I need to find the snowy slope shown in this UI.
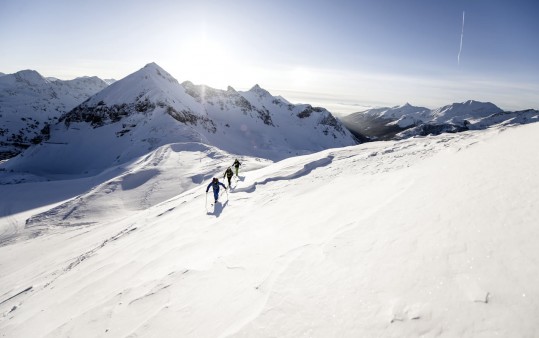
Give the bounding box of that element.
[186,81,354,159]
[430,100,503,124]
[340,103,425,140]
[469,109,539,129]
[1,63,356,177]
[1,123,538,337]
[352,103,431,128]
[0,70,109,159]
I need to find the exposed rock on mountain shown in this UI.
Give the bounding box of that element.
[341,101,538,141]
[2,63,356,176]
[0,70,109,159]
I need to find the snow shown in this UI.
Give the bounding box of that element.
[430,100,503,124]
[346,101,505,128]
[1,122,539,337]
[0,69,109,158]
[1,63,356,176]
[0,70,109,115]
[348,103,431,127]
[82,63,196,111]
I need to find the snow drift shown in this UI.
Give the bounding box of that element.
[1,122,538,337]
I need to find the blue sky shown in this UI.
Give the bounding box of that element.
[1,0,538,113]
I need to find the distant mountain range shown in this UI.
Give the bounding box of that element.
[0,70,110,159]
[341,101,539,141]
[1,63,356,176]
[2,63,539,175]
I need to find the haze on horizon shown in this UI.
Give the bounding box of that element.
[1,0,538,114]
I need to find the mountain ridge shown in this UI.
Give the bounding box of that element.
[1,63,356,177]
[1,122,538,337]
[0,69,110,159]
[4,63,538,168]
[341,101,539,140]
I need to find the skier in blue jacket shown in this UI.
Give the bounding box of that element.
[206,177,227,203]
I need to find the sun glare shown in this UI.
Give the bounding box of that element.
[173,35,240,88]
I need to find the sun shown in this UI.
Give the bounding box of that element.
[173,35,240,88]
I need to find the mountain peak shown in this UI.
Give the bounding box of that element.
[461,99,498,109]
[248,84,271,98]
[16,69,42,76]
[444,100,502,113]
[143,62,161,70]
[429,100,503,124]
[72,63,187,110]
[13,69,48,85]
[135,62,179,85]
[464,99,485,105]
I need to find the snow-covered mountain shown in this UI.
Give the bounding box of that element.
[430,100,502,124]
[341,100,539,140]
[1,122,538,337]
[1,63,356,177]
[102,78,116,85]
[0,70,109,159]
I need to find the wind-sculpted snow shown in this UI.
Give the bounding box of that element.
[1,124,539,336]
[233,156,334,193]
[119,169,160,190]
[17,143,271,235]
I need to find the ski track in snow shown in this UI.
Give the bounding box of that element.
[216,129,504,336]
[220,166,420,336]
[0,222,140,324]
[2,125,539,337]
[4,142,250,242]
[233,155,334,194]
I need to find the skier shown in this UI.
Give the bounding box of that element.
[223,167,234,188]
[206,177,227,204]
[233,159,241,177]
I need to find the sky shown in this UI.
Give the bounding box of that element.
[1,0,538,113]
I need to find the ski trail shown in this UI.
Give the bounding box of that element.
[41,224,139,289]
[0,286,33,306]
[234,155,334,194]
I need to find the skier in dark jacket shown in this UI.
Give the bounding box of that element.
[223,167,234,188]
[206,177,227,203]
[233,159,241,176]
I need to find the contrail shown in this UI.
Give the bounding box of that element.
[458,11,465,65]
